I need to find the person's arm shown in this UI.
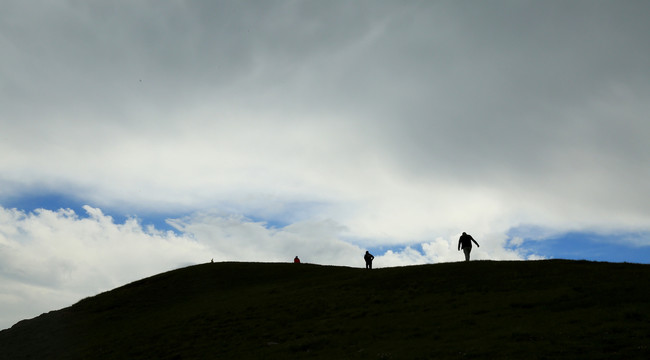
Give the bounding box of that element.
[471,237,479,247]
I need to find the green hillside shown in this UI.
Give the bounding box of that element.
[1,260,649,359]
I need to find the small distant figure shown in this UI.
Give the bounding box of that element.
[211,258,214,263]
[364,251,375,269]
[294,256,301,264]
[458,232,480,261]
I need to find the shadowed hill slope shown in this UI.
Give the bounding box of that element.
[1,260,649,359]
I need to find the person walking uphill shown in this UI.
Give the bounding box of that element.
[458,232,480,261]
[364,251,375,269]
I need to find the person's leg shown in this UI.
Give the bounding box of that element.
[463,247,471,261]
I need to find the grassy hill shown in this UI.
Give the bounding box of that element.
[1,260,649,359]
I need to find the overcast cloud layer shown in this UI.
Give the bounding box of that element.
[1,1,650,329]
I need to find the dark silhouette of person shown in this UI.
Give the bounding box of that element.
[458,232,480,261]
[294,256,300,264]
[364,251,375,269]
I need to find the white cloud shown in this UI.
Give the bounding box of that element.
[166,211,363,266]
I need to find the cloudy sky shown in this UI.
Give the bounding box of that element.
[1,0,649,329]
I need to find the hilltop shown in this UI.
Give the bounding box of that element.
[1,260,649,359]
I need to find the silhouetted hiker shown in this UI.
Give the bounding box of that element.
[294,256,300,264]
[458,232,479,261]
[364,251,375,269]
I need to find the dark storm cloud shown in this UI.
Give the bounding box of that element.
[1,0,649,246]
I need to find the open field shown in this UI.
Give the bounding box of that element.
[1,260,649,359]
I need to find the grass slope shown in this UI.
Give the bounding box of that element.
[1,260,649,359]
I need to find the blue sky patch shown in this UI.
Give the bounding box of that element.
[507,230,650,264]
[1,192,87,215]
[0,192,183,234]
